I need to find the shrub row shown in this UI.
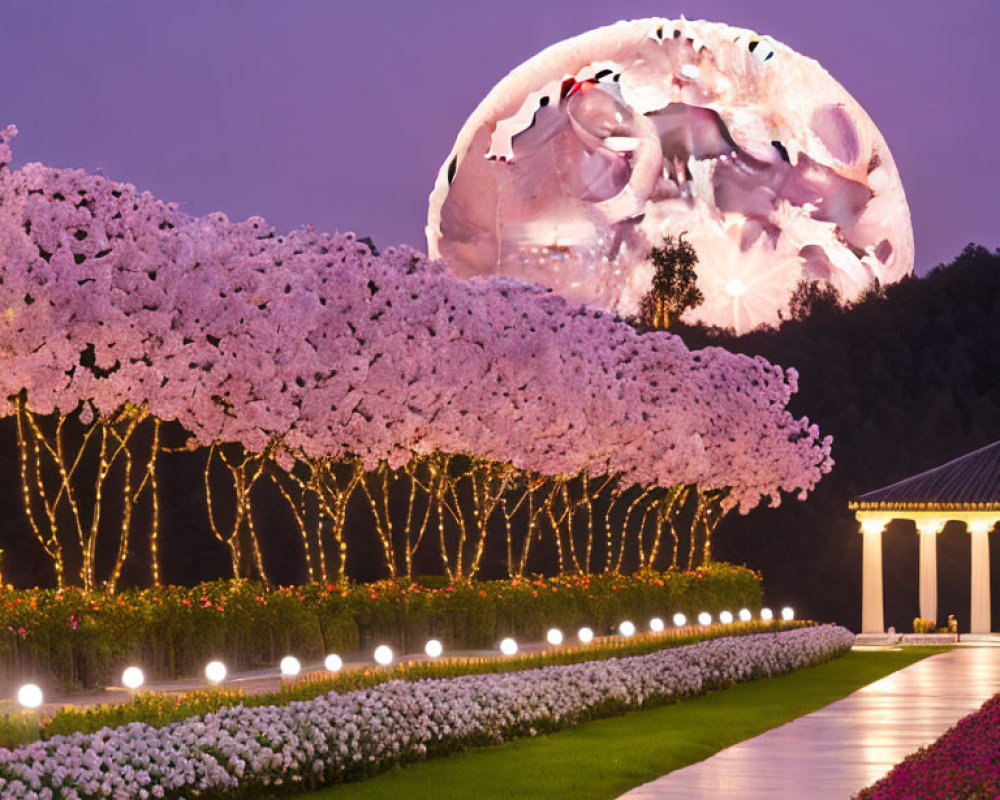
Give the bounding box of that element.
[0,625,853,799]
[0,563,762,691]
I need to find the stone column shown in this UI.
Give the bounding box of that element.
[916,520,942,624]
[969,520,994,634]
[860,517,886,634]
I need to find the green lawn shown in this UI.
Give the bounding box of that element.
[298,647,946,800]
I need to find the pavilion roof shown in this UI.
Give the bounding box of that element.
[850,440,1000,512]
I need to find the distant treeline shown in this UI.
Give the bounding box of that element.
[676,244,1000,631]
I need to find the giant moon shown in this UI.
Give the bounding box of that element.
[427,18,913,333]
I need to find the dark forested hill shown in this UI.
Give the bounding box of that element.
[679,244,1000,631]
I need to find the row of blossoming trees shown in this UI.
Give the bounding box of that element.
[0,126,832,591]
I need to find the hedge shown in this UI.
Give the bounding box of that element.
[0,562,761,692]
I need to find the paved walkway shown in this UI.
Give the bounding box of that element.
[618,647,1000,800]
[0,640,558,714]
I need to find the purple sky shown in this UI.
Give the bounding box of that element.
[4,1,997,273]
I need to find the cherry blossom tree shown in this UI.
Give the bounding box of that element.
[0,126,832,585]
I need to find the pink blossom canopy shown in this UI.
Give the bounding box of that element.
[0,125,831,511]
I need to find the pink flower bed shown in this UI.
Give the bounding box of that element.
[856,693,1000,800]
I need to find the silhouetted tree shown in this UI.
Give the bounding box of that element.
[787,279,841,321]
[637,235,704,330]
[854,277,886,306]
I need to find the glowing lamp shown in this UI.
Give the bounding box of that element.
[649,617,665,633]
[781,606,795,621]
[205,661,227,684]
[373,645,394,666]
[280,656,301,677]
[324,654,343,673]
[860,517,890,535]
[546,628,564,646]
[619,621,636,637]
[761,607,774,621]
[672,612,687,627]
[425,639,443,658]
[500,637,518,656]
[697,612,712,626]
[17,683,43,710]
[739,608,752,622]
[121,666,145,690]
[719,610,734,625]
[578,626,594,644]
[724,279,747,298]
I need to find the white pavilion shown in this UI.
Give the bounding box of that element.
[851,440,1000,635]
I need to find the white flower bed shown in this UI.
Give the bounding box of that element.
[0,626,853,799]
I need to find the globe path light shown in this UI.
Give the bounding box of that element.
[649,617,665,633]
[280,656,301,677]
[205,661,227,684]
[17,683,43,710]
[546,628,564,646]
[500,637,518,656]
[698,612,712,626]
[425,639,444,658]
[719,610,734,625]
[121,666,145,691]
[673,612,687,627]
[373,645,394,666]
[619,620,636,637]
[578,626,594,644]
[761,608,774,621]
[739,608,752,622]
[324,654,343,673]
